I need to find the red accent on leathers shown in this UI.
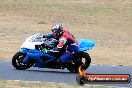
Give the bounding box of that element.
[57,30,78,48]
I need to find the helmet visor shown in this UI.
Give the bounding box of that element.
[51,29,60,33]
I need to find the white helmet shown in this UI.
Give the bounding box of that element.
[51,23,63,37]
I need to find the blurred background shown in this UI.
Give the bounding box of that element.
[0,0,132,66]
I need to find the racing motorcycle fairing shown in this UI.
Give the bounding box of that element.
[12,33,95,72]
[77,39,96,51]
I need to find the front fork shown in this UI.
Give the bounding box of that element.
[19,48,28,63]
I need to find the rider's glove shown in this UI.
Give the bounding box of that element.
[42,48,48,54]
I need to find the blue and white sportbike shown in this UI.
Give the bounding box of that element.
[12,33,95,73]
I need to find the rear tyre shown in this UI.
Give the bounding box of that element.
[67,52,91,73]
[12,52,35,70]
[79,52,91,70]
[76,75,87,85]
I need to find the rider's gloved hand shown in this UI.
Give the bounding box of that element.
[42,48,48,54]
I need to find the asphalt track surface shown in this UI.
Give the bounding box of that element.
[0,60,131,87]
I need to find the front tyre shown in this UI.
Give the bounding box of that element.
[12,52,35,70]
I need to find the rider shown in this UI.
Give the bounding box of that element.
[42,23,79,65]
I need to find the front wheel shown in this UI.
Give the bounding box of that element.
[12,52,35,70]
[67,52,91,73]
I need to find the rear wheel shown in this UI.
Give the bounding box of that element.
[76,75,87,85]
[80,52,91,70]
[12,52,35,70]
[67,52,91,73]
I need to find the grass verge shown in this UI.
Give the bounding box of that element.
[0,80,119,88]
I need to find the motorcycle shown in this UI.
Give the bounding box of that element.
[12,33,95,73]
